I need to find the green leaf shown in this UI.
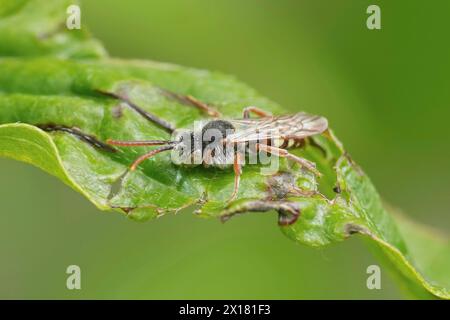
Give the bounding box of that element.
[0,0,106,58]
[0,0,448,299]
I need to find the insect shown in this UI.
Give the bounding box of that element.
[106,101,328,203]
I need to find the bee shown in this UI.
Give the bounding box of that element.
[107,106,328,202]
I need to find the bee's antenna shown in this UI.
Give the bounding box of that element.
[106,139,176,147]
[130,145,175,170]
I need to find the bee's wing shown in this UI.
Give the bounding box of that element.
[226,112,328,143]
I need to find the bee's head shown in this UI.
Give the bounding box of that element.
[171,120,235,166]
[173,120,235,149]
[170,129,198,165]
[172,129,195,151]
[200,120,235,149]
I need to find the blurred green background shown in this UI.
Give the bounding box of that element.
[1,0,449,299]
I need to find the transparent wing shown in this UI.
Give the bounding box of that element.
[226,112,328,143]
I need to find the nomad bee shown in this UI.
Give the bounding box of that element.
[107,105,328,202]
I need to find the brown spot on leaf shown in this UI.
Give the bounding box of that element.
[344,223,370,236]
[121,207,133,214]
[267,172,316,200]
[333,184,341,194]
[220,200,300,226]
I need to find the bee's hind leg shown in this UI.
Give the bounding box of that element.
[256,143,321,177]
[242,106,272,119]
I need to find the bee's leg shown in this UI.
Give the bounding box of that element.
[96,89,176,133]
[157,88,221,118]
[256,143,321,176]
[220,200,300,226]
[184,95,222,117]
[37,124,117,153]
[106,139,172,147]
[242,106,272,119]
[227,152,243,203]
[129,145,174,171]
